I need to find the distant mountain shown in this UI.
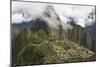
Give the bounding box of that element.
[85,23,96,39]
[11,20,35,38]
[85,10,95,38]
[85,23,96,51]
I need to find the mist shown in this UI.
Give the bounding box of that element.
[12,1,95,28]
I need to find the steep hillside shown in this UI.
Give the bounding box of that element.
[12,28,95,66]
[67,25,92,50]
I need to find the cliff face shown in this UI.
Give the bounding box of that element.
[67,25,92,50]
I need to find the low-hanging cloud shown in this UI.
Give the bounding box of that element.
[12,1,95,28]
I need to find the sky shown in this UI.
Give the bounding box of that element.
[12,1,95,27]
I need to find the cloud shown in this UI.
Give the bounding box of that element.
[12,13,34,23]
[52,4,95,27]
[12,1,95,27]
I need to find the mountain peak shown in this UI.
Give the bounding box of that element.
[43,5,59,19]
[42,5,61,29]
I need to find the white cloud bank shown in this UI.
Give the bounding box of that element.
[12,1,95,27]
